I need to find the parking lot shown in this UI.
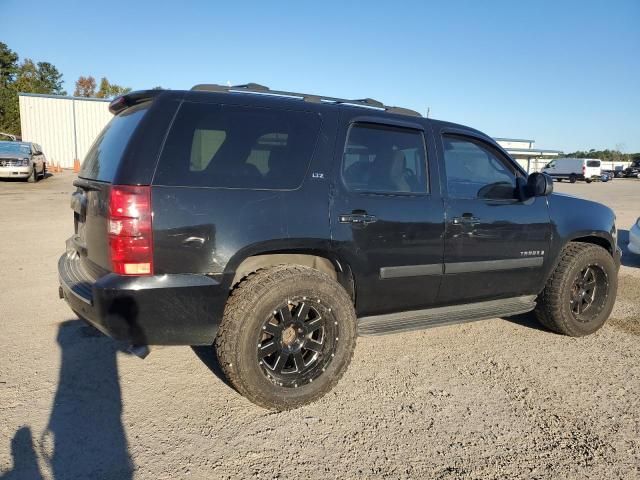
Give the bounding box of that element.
[1,172,639,479]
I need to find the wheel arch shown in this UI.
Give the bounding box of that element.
[568,234,614,255]
[228,249,356,302]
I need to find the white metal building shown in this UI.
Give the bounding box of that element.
[18,93,111,169]
[494,138,563,173]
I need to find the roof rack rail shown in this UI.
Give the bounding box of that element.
[190,83,421,117]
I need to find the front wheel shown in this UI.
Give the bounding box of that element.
[215,265,357,410]
[535,243,617,336]
[27,167,37,183]
[586,178,593,184]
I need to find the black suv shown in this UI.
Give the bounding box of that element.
[59,84,621,409]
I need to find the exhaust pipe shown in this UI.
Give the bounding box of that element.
[128,345,150,359]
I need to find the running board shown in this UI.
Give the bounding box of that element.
[358,295,537,336]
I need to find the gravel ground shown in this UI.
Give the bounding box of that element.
[1,173,639,479]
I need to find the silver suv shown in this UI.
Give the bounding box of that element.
[0,141,47,182]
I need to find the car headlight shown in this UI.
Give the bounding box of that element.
[21,159,30,166]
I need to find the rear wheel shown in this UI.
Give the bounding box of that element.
[569,174,577,183]
[215,265,357,410]
[535,243,617,336]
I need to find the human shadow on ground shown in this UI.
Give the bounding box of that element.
[0,427,43,480]
[1,320,134,479]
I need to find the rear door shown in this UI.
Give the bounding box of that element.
[435,129,552,304]
[585,159,601,178]
[330,113,445,317]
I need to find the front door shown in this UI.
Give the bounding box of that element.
[330,115,445,317]
[435,131,552,304]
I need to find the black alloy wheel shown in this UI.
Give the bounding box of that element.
[570,264,609,322]
[257,297,337,388]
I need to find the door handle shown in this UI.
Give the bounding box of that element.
[451,214,480,225]
[339,213,378,225]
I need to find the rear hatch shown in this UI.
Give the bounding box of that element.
[69,101,152,279]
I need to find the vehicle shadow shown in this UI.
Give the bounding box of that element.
[501,311,550,333]
[191,345,232,388]
[618,229,640,268]
[0,320,135,479]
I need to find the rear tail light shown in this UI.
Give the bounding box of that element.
[108,185,153,275]
[582,165,586,174]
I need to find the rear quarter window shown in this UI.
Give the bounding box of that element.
[153,102,321,189]
[80,102,150,182]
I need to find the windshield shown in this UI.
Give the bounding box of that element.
[0,143,30,156]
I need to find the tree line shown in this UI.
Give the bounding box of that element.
[0,42,132,137]
[565,149,640,163]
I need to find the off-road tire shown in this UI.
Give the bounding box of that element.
[535,242,617,336]
[215,265,357,410]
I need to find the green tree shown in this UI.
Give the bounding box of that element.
[92,76,132,99]
[37,62,65,95]
[0,43,20,135]
[0,42,19,88]
[95,77,111,98]
[107,83,131,97]
[0,44,67,136]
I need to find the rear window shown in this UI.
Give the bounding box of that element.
[80,102,150,182]
[587,160,601,167]
[154,102,321,189]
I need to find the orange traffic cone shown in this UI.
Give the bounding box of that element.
[73,158,80,173]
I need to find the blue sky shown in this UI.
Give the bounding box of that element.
[3,0,639,152]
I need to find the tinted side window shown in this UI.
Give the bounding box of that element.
[342,123,428,194]
[80,102,150,182]
[154,102,321,189]
[586,160,600,167]
[442,136,517,200]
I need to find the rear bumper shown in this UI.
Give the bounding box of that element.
[58,253,227,345]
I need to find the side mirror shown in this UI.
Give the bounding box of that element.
[527,172,553,197]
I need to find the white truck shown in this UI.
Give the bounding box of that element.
[541,158,602,183]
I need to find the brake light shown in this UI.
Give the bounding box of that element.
[582,165,586,174]
[108,185,153,275]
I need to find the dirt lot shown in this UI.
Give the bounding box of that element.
[1,173,639,479]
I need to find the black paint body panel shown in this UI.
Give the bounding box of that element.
[58,89,620,346]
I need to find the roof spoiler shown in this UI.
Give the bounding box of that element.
[109,90,163,115]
